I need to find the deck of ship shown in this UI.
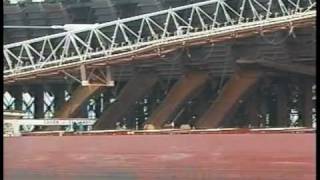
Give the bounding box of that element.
[4,129,315,180]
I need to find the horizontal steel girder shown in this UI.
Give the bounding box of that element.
[237,59,315,76]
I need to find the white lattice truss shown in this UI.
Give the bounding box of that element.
[3,0,316,84]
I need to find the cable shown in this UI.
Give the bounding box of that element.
[4,24,95,31]
[4,25,64,29]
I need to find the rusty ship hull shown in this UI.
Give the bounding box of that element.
[4,129,315,180]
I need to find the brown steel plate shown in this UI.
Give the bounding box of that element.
[4,133,315,179]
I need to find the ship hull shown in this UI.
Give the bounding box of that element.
[4,133,315,180]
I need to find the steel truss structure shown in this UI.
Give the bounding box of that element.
[3,0,316,85]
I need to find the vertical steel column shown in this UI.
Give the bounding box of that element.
[32,86,44,119]
[52,84,65,111]
[267,87,278,127]
[259,80,272,128]
[80,103,88,118]
[45,85,65,130]
[234,101,248,128]
[102,90,112,111]
[133,98,144,129]
[245,89,260,128]
[95,93,102,118]
[301,80,314,127]
[10,86,23,111]
[275,81,290,127]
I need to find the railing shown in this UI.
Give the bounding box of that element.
[3,118,97,136]
[3,0,316,80]
[4,118,96,126]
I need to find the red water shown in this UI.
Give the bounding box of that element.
[4,133,315,180]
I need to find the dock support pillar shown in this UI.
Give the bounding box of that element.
[93,71,158,130]
[55,85,102,118]
[144,71,209,129]
[195,69,261,129]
